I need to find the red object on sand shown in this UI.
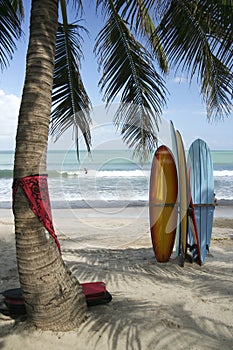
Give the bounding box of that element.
[82,282,106,298]
[81,282,112,305]
[1,282,112,313]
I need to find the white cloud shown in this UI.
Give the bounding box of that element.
[172,76,188,84]
[0,89,20,149]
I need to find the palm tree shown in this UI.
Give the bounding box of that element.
[12,0,87,331]
[1,0,232,330]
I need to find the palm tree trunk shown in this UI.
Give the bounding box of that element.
[13,0,86,331]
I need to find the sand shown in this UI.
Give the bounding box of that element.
[0,206,233,350]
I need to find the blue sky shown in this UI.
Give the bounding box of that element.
[0,1,233,151]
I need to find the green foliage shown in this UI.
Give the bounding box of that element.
[1,0,232,158]
[50,20,92,158]
[0,0,23,70]
[95,0,167,159]
[156,0,233,120]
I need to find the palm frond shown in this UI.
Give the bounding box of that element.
[115,103,161,162]
[65,0,83,15]
[118,0,169,73]
[0,0,23,70]
[157,0,233,120]
[10,0,24,17]
[50,21,92,158]
[95,0,167,160]
[208,0,233,69]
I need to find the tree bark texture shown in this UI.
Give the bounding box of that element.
[13,0,86,331]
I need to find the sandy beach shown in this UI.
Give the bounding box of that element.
[0,206,232,350]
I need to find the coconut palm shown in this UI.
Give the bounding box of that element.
[12,0,87,331]
[0,0,232,331]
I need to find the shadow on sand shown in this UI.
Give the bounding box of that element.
[0,241,232,349]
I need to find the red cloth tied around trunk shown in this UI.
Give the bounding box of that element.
[13,174,61,254]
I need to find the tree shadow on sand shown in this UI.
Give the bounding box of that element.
[76,297,233,350]
[0,241,232,350]
[64,246,233,300]
[63,246,233,350]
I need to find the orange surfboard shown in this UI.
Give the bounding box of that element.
[149,145,178,262]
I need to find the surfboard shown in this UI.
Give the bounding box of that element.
[188,195,202,266]
[187,139,215,263]
[169,121,181,256]
[170,123,201,266]
[149,145,178,262]
[175,130,189,266]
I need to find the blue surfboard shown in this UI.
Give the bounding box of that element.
[187,139,215,263]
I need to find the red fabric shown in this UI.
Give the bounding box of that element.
[81,282,106,298]
[13,174,61,254]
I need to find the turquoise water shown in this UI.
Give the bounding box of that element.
[1,149,233,208]
[212,150,233,165]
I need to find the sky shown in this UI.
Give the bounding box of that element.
[0,1,233,152]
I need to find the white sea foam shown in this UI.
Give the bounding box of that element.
[96,170,148,178]
[1,150,233,207]
[214,170,233,177]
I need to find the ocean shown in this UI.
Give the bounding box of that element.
[0,149,233,209]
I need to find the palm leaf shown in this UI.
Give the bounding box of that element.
[209,0,233,69]
[157,0,233,120]
[95,0,167,160]
[10,0,24,17]
[102,0,169,73]
[66,0,83,15]
[118,0,169,73]
[50,18,92,159]
[0,0,23,70]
